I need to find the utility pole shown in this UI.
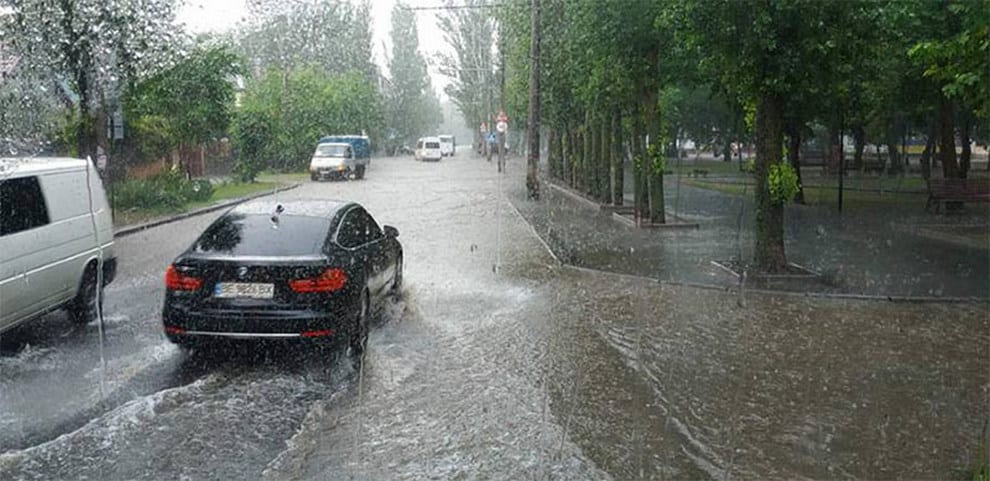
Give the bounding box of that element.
[525,0,541,199]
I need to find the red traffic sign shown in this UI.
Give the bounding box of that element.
[496,110,509,123]
[480,122,488,132]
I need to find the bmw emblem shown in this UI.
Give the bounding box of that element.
[237,267,249,278]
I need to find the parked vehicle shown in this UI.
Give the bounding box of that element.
[0,157,117,333]
[161,199,403,357]
[311,135,371,180]
[438,135,455,157]
[415,137,443,162]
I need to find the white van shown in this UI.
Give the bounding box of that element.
[438,135,455,157]
[0,157,117,333]
[415,137,442,162]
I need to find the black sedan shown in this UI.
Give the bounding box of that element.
[162,199,402,357]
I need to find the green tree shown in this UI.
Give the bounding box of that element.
[674,0,872,271]
[124,44,242,171]
[386,1,440,152]
[232,68,383,181]
[238,0,377,82]
[438,0,496,147]
[2,0,183,158]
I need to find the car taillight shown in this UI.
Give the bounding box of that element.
[289,268,347,293]
[165,264,203,291]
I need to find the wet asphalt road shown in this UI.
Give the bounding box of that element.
[1,154,987,480]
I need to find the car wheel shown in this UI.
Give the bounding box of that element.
[311,173,319,181]
[348,290,370,363]
[391,255,403,294]
[354,164,366,180]
[68,264,102,324]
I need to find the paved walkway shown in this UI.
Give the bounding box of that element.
[507,158,989,299]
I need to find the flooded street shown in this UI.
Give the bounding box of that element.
[1,154,987,480]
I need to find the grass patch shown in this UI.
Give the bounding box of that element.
[669,159,747,175]
[258,171,310,184]
[682,179,925,208]
[114,180,279,227]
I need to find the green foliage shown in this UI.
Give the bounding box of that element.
[647,143,667,176]
[438,0,496,133]
[768,161,800,204]
[232,68,384,176]
[907,1,990,120]
[237,0,377,81]
[125,44,242,152]
[113,166,201,210]
[386,2,441,149]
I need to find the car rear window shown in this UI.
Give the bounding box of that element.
[426,142,440,149]
[193,213,330,256]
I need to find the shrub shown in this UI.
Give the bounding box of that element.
[185,179,214,202]
[111,165,213,210]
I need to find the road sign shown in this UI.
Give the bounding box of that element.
[480,122,488,132]
[497,110,508,123]
[487,132,496,143]
[496,121,508,133]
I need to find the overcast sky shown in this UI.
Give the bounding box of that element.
[176,0,453,96]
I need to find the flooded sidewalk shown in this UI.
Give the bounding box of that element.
[538,266,989,479]
[510,163,989,299]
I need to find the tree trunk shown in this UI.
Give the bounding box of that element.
[938,96,959,179]
[525,0,541,199]
[852,124,866,172]
[567,128,576,187]
[599,116,611,202]
[547,127,559,180]
[920,116,936,180]
[611,112,624,206]
[722,141,732,163]
[959,111,972,179]
[885,117,903,175]
[632,110,647,224]
[754,93,787,272]
[646,89,665,224]
[583,114,592,194]
[589,115,600,198]
[785,121,805,204]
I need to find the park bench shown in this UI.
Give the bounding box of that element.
[926,178,990,213]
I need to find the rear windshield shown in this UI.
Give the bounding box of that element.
[314,144,350,157]
[425,142,440,149]
[193,214,330,256]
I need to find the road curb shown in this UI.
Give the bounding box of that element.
[113,183,301,238]
[560,264,987,304]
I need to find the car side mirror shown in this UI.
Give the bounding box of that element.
[384,225,399,238]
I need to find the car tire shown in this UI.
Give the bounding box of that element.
[355,165,366,180]
[68,263,102,325]
[348,290,370,363]
[311,173,319,181]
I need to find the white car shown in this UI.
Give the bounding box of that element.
[438,135,455,157]
[415,137,442,162]
[0,157,117,333]
[309,142,367,181]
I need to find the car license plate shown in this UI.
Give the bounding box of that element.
[214,282,274,299]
